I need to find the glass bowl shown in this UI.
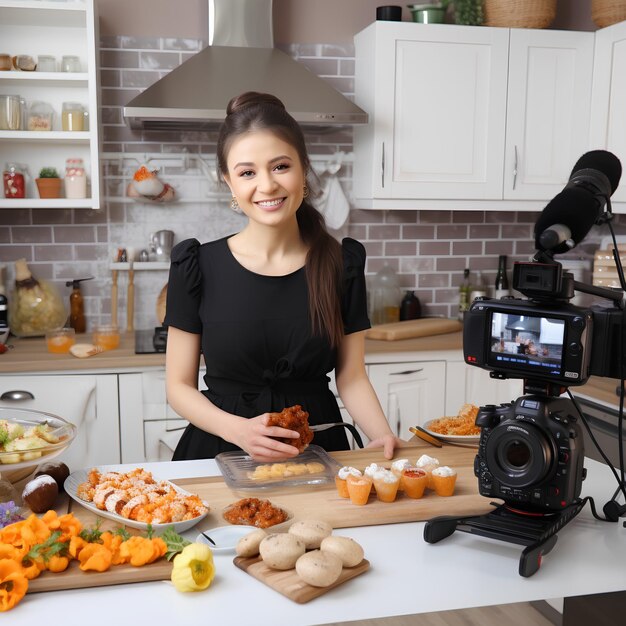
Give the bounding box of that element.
[45,327,76,354]
[0,406,77,471]
[92,324,120,351]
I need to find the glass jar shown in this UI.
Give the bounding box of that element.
[61,102,85,131]
[28,101,54,131]
[3,163,26,199]
[64,158,87,199]
[61,55,81,72]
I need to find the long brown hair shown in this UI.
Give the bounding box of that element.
[217,92,344,347]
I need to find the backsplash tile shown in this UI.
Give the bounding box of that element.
[1,34,624,333]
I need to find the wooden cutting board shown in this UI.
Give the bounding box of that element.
[178,445,494,532]
[365,318,462,341]
[234,556,370,604]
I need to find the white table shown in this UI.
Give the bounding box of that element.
[9,457,626,626]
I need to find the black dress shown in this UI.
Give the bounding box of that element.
[163,235,371,460]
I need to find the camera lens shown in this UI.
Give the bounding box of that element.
[485,423,555,488]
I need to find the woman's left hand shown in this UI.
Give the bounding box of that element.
[365,435,407,459]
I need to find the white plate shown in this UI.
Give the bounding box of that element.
[195,526,256,554]
[64,466,209,533]
[422,419,481,444]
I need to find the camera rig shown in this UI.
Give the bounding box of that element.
[424,151,626,576]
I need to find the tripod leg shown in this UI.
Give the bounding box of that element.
[519,534,558,577]
[423,516,461,544]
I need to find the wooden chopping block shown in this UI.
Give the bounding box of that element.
[365,318,462,341]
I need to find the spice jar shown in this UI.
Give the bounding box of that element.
[3,163,26,199]
[64,158,87,199]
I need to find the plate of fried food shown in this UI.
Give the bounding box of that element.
[65,465,209,532]
[422,403,481,443]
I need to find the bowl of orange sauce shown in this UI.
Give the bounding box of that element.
[45,327,75,354]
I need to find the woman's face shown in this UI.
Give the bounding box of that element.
[223,130,306,227]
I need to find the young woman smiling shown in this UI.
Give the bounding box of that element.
[164,91,402,462]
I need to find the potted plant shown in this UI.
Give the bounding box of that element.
[35,167,62,199]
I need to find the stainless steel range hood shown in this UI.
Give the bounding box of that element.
[123,0,368,130]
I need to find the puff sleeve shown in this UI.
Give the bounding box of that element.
[163,238,202,334]
[341,237,371,335]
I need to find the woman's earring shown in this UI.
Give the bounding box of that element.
[230,196,242,213]
[303,184,309,198]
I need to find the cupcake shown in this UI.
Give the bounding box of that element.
[431,466,457,497]
[346,474,373,506]
[372,469,400,503]
[390,458,410,491]
[335,466,362,498]
[401,467,428,499]
[364,463,381,491]
[415,454,440,489]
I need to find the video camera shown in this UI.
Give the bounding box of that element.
[463,150,624,512]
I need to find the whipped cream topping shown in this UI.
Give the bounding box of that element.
[415,454,440,468]
[364,463,381,478]
[432,465,456,477]
[373,468,399,484]
[338,466,362,480]
[391,458,410,473]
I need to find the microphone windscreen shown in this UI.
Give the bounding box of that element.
[571,150,622,194]
[534,187,600,252]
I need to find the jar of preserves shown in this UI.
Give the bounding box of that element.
[64,158,87,199]
[3,163,26,199]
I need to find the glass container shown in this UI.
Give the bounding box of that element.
[27,101,54,131]
[3,163,26,199]
[36,55,56,72]
[93,324,120,351]
[0,95,25,130]
[61,102,85,131]
[45,327,76,354]
[64,158,87,199]
[370,266,401,325]
[61,55,81,72]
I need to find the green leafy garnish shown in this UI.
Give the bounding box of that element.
[27,530,68,562]
[160,526,191,561]
[113,526,132,541]
[144,523,154,539]
[79,519,103,543]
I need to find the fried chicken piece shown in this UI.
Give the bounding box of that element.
[267,405,313,452]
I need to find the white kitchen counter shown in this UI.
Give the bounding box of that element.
[8,456,626,626]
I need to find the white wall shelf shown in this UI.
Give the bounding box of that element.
[0,0,101,210]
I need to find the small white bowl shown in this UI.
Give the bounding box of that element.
[196,526,258,554]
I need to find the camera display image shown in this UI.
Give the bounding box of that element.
[488,311,565,377]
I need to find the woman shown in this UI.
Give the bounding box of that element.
[164,91,401,462]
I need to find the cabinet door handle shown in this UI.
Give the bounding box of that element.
[0,390,35,402]
[512,145,518,190]
[390,369,423,376]
[381,141,385,188]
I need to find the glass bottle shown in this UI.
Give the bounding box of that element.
[64,158,87,199]
[458,268,471,322]
[2,163,26,198]
[399,290,421,321]
[495,255,510,299]
[371,266,401,325]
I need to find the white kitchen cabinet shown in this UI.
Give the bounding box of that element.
[368,361,446,438]
[354,22,593,210]
[504,29,594,200]
[0,373,120,469]
[118,369,205,463]
[0,0,101,209]
[590,20,626,203]
[445,360,523,415]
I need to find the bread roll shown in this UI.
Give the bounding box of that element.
[295,550,343,587]
[22,474,58,513]
[288,519,332,550]
[235,529,267,558]
[320,535,364,567]
[259,533,305,570]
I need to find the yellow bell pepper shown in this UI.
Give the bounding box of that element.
[171,543,215,592]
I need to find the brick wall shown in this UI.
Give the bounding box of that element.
[0,36,621,330]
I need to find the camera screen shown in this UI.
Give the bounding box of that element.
[487,311,566,377]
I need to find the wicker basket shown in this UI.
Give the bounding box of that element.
[483,0,557,28]
[592,0,626,27]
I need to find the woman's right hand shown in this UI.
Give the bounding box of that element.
[233,413,301,462]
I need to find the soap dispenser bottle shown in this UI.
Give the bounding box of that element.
[65,277,93,333]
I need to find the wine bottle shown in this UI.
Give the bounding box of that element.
[458,268,471,321]
[495,255,510,299]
